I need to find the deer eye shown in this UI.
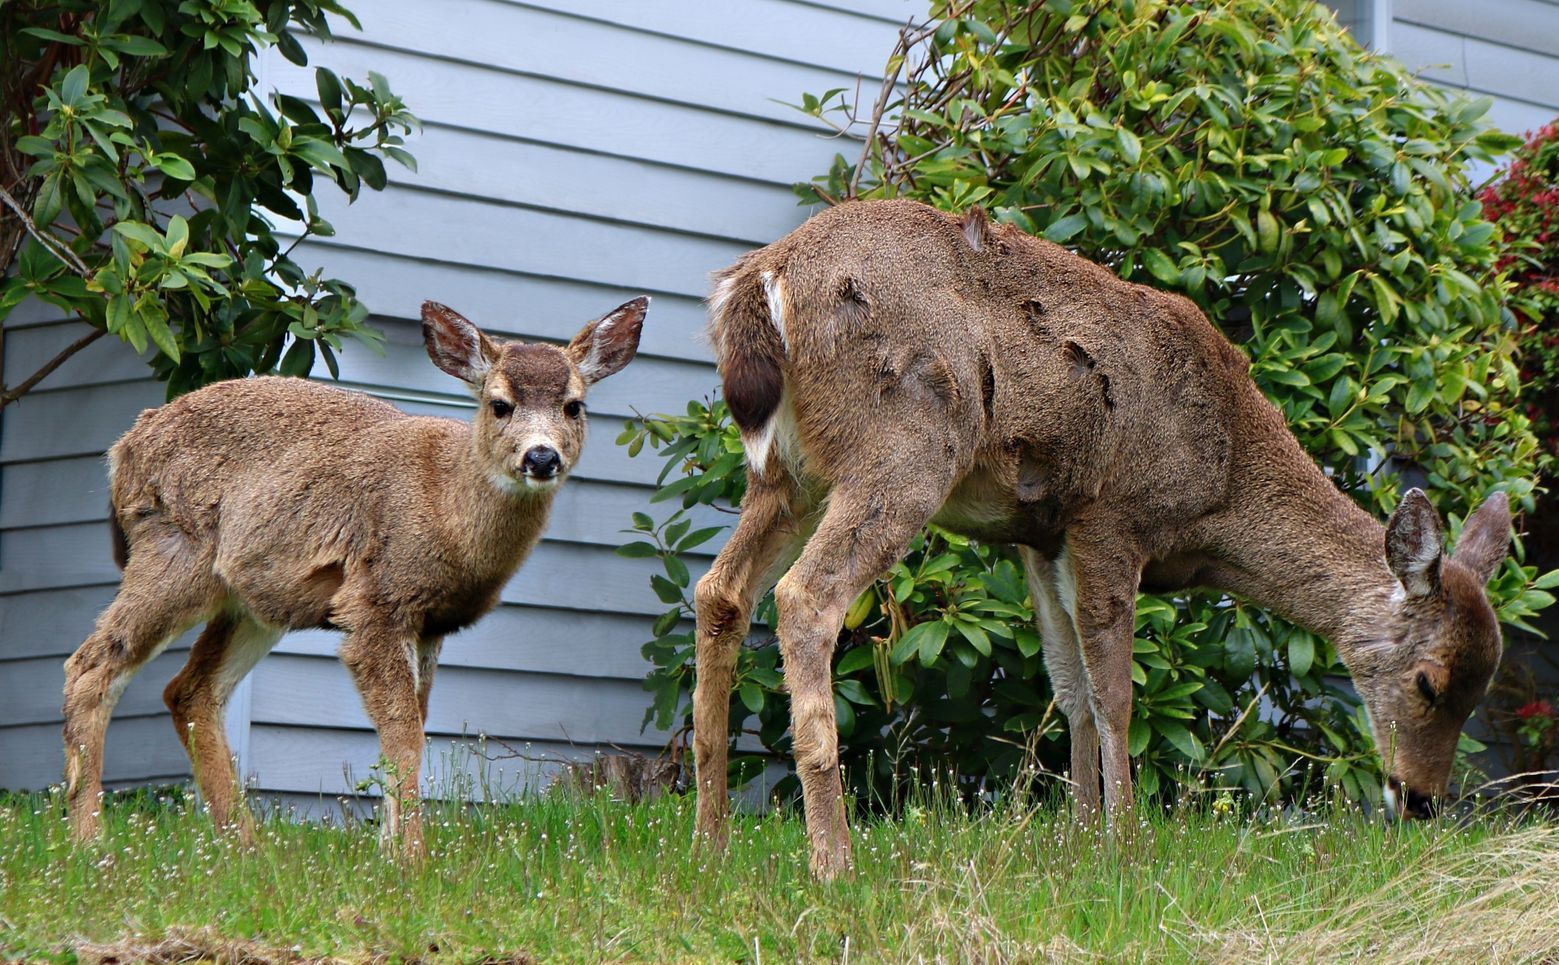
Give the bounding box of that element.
[489,399,513,419]
[1416,671,1438,705]
[563,400,583,418]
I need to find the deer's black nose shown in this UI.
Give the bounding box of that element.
[1387,776,1438,819]
[522,446,560,478]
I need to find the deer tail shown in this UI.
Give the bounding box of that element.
[708,258,787,468]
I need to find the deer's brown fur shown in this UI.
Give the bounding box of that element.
[693,199,1509,878]
[62,297,647,855]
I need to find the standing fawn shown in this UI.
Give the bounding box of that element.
[62,296,648,856]
[693,199,1511,879]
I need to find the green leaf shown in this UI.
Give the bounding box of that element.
[1256,208,1280,253]
[678,526,724,551]
[59,64,90,106]
[650,575,684,606]
[140,304,179,362]
[1141,247,1179,285]
[1288,633,1315,677]
[835,646,876,675]
[616,541,659,559]
[1043,213,1088,243]
[738,683,764,714]
[1128,718,1151,755]
[1158,721,1204,762]
[663,554,690,588]
[1531,570,1559,592]
[112,221,163,250]
[152,154,197,182]
[953,621,992,657]
[1116,127,1142,165]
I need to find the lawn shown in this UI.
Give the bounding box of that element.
[1,786,1555,962]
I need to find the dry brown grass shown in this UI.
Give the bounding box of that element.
[1206,823,1559,963]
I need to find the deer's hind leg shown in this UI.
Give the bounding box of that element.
[1020,547,1101,820]
[163,611,282,840]
[692,473,803,850]
[775,474,954,880]
[63,537,222,840]
[1062,530,1145,826]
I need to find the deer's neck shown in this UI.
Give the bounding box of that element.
[446,434,555,572]
[1207,436,1398,665]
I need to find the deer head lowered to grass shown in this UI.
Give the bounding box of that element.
[61,296,648,857]
[691,198,1512,880]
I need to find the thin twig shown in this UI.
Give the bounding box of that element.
[848,19,918,199]
[0,182,90,276]
[1204,680,1271,768]
[0,326,106,408]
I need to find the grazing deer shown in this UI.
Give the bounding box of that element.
[692,199,1511,879]
[61,297,648,855]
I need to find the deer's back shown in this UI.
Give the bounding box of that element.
[110,377,405,523]
[737,200,1259,546]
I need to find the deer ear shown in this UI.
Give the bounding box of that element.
[1386,488,1443,599]
[960,205,990,252]
[1453,490,1511,585]
[422,301,499,388]
[567,296,648,385]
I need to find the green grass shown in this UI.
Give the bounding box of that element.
[2,786,1556,962]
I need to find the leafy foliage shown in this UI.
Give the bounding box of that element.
[1481,119,1559,473]
[0,0,418,404]
[620,0,1559,812]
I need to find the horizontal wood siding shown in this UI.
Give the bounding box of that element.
[1391,0,1559,136]
[0,0,896,794]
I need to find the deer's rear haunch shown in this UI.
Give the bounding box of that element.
[61,297,648,854]
[694,199,1512,879]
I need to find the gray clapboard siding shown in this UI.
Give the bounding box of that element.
[0,456,109,529]
[0,586,118,661]
[340,0,868,131]
[291,246,719,365]
[0,380,164,463]
[0,650,190,727]
[0,717,188,791]
[303,188,750,301]
[1392,24,1558,111]
[510,0,904,74]
[1388,15,1559,139]
[271,607,673,681]
[346,123,808,246]
[248,654,669,744]
[2,319,152,392]
[272,42,834,187]
[1395,0,1559,59]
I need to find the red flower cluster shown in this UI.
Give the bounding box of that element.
[1482,119,1559,463]
[1515,699,1558,720]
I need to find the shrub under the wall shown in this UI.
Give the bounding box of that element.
[621,0,1559,811]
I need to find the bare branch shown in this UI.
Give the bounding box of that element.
[0,325,106,409]
[0,182,90,277]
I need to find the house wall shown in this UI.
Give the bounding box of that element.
[0,0,910,795]
[1389,0,1559,136]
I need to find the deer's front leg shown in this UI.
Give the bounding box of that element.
[1065,536,1144,826]
[341,624,427,860]
[692,474,799,851]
